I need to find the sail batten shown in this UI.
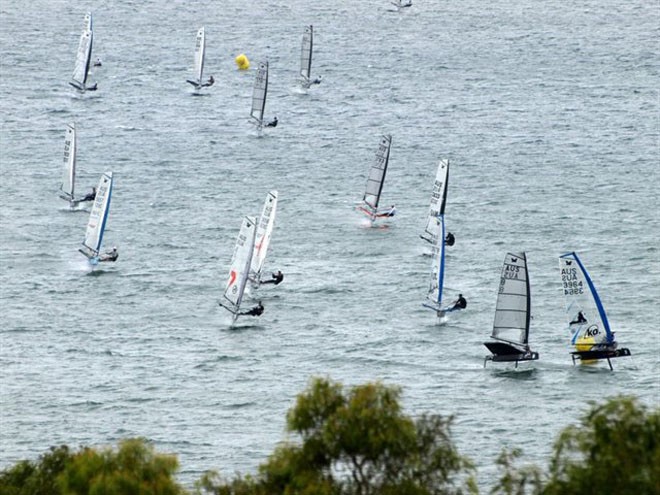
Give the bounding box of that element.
[222,216,257,314]
[491,252,530,345]
[250,191,278,282]
[300,25,313,83]
[422,160,449,242]
[250,61,268,126]
[60,123,76,200]
[81,172,113,258]
[559,252,614,347]
[361,135,391,213]
[192,27,205,85]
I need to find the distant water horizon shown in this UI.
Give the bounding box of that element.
[1,0,658,489]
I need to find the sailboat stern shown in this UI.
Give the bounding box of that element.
[483,341,539,367]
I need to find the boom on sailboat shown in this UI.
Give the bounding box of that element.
[559,252,630,370]
[484,252,539,367]
[78,172,117,265]
[70,13,97,92]
[186,27,214,90]
[357,135,395,223]
[218,216,258,323]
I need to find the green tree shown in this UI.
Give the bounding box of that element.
[57,438,185,495]
[543,396,659,495]
[489,448,542,495]
[0,445,72,495]
[198,377,476,495]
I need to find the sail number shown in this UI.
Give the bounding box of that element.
[561,267,584,295]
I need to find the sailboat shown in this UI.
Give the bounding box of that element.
[300,25,321,89]
[357,135,395,223]
[484,252,539,367]
[58,123,79,207]
[250,61,277,131]
[186,27,214,90]
[250,191,278,285]
[78,172,116,265]
[390,0,413,11]
[420,159,451,245]
[219,216,258,323]
[70,14,97,92]
[559,252,631,370]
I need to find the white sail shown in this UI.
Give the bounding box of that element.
[360,135,392,217]
[559,252,614,347]
[80,172,113,260]
[84,12,93,31]
[426,215,446,309]
[300,25,313,84]
[250,191,278,282]
[491,252,531,346]
[59,123,76,201]
[192,27,205,85]
[72,29,93,88]
[250,61,268,126]
[421,159,449,243]
[221,216,257,314]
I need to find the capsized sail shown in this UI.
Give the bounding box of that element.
[359,135,392,220]
[250,191,278,283]
[187,27,206,87]
[425,215,446,311]
[220,216,257,318]
[300,25,313,85]
[59,123,77,202]
[559,252,614,347]
[491,252,531,346]
[79,172,113,260]
[250,61,269,127]
[421,159,449,243]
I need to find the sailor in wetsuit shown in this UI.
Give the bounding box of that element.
[260,270,284,286]
[100,246,118,262]
[241,301,264,316]
[451,294,467,311]
[265,116,278,127]
[82,187,96,202]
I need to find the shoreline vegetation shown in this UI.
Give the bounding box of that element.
[2,378,658,495]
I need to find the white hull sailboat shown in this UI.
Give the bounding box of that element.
[484,252,539,367]
[559,251,631,370]
[219,216,258,323]
[357,135,395,224]
[78,172,115,266]
[300,25,321,89]
[250,191,278,286]
[250,61,276,131]
[186,27,214,91]
[70,13,97,92]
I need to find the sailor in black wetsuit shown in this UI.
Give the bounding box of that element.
[241,301,264,316]
[451,294,467,311]
[265,116,278,127]
[260,270,284,286]
[82,187,96,202]
[445,232,455,246]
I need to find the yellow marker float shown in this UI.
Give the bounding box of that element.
[235,54,250,70]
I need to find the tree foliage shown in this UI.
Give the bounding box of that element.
[543,396,659,495]
[199,377,477,495]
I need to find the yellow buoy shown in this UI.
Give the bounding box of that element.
[235,54,250,70]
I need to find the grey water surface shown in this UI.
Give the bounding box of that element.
[1,0,658,489]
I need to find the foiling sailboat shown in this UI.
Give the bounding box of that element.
[420,159,454,247]
[250,191,279,286]
[300,25,321,89]
[186,27,214,91]
[559,251,631,370]
[219,216,258,323]
[70,13,97,92]
[78,172,117,265]
[484,252,539,367]
[250,61,276,131]
[357,135,395,224]
[59,123,95,209]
